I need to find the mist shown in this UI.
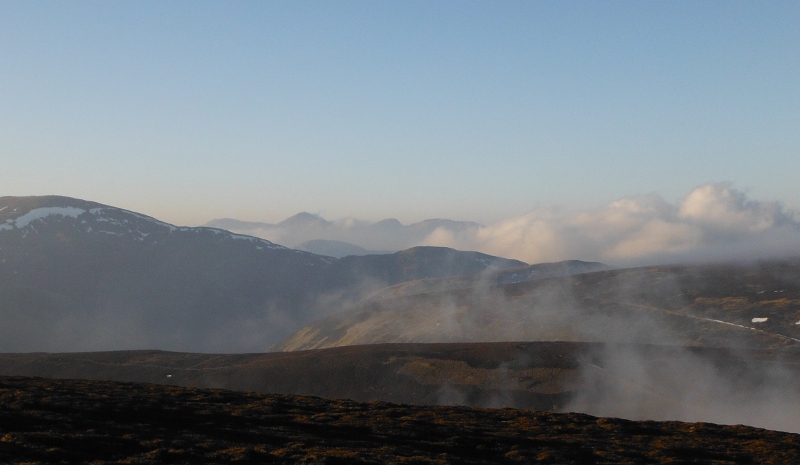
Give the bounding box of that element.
[567,343,800,434]
[492,269,800,433]
[280,260,800,433]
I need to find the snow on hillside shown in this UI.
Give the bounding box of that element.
[0,202,289,250]
[12,206,85,228]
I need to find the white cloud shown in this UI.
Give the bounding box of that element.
[422,183,800,266]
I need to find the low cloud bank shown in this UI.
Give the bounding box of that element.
[422,183,800,266]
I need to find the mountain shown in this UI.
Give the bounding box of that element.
[324,246,527,288]
[0,196,533,352]
[277,211,332,230]
[275,259,800,351]
[204,213,482,251]
[0,196,335,352]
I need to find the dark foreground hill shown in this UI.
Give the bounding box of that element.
[2,376,800,464]
[3,341,800,433]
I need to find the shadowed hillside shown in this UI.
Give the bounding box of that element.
[3,341,800,433]
[2,375,800,464]
[0,195,539,352]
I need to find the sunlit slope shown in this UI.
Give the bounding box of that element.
[276,260,800,351]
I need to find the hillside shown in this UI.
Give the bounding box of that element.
[276,259,800,351]
[2,375,800,464]
[295,239,384,257]
[325,246,527,287]
[2,341,800,433]
[0,196,534,352]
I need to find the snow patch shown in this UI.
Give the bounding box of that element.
[0,224,11,232]
[228,232,285,249]
[752,317,769,323]
[91,207,177,231]
[706,318,755,330]
[701,316,800,343]
[12,207,85,228]
[0,206,7,212]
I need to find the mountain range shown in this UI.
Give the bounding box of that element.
[205,213,483,255]
[4,195,800,436]
[0,195,597,352]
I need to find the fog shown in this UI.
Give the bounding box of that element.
[568,342,800,434]
[293,262,800,433]
[514,272,800,434]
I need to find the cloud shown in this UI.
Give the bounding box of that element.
[422,183,800,266]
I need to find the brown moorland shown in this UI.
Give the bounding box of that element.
[3,342,800,433]
[2,375,800,464]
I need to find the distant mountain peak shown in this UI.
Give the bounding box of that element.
[370,218,403,228]
[278,212,330,228]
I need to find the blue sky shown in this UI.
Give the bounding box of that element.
[2,1,799,226]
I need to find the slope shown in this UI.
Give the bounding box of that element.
[276,259,800,351]
[0,196,532,352]
[2,341,800,433]
[4,375,800,464]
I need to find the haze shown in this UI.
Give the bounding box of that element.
[2,2,799,246]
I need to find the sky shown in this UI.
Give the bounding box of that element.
[2,1,799,228]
